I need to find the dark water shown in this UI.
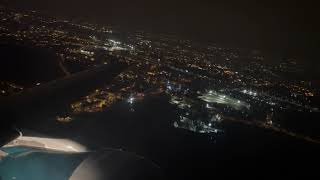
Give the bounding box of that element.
[17,95,320,179]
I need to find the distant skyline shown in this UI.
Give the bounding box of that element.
[1,0,319,62]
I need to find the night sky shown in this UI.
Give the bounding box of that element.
[1,0,319,62]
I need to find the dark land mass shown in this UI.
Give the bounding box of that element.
[0,41,65,87]
[0,57,128,146]
[1,60,128,125]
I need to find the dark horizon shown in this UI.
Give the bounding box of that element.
[1,0,319,62]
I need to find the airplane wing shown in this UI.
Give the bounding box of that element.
[0,147,163,180]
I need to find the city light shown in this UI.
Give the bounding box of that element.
[1,7,319,158]
[199,91,250,110]
[128,97,135,104]
[242,89,258,97]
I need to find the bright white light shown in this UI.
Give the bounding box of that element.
[209,90,213,94]
[215,114,221,121]
[220,95,226,99]
[109,39,121,45]
[128,97,134,104]
[237,100,241,103]
[208,123,212,127]
[174,122,179,128]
